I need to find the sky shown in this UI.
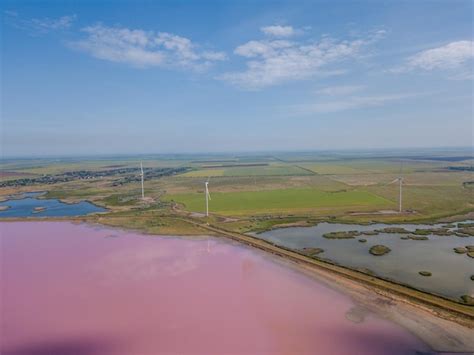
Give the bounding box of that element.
[1,0,473,157]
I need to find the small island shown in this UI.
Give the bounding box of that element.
[375,227,410,234]
[32,207,46,214]
[407,235,429,241]
[369,245,391,256]
[0,205,11,212]
[323,231,360,239]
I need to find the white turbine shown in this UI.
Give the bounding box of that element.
[205,179,211,217]
[140,162,145,200]
[387,176,403,213]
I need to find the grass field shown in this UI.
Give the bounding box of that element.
[222,164,312,176]
[1,150,472,223]
[164,188,391,215]
[181,169,225,177]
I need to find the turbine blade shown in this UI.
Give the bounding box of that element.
[385,178,399,186]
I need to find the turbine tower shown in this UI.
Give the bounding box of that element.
[140,162,145,200]
[205,179,211,217]
[387,176,403,213]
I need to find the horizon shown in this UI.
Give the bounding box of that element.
[2,0,473,156]
[2,145,472,160]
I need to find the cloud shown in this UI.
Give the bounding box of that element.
[70,24,227,70]
[315,85,366,96]
[219,29,385,89]
[291,93,417,114]
[394,40,474,75]
[261,25,296,37]
[4,11,76,33]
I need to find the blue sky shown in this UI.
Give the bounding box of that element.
[1,0,473,157]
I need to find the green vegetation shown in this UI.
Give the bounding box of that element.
[376,227,410,234]
[222,164,312,176]
[458,223,474,228]
[369,245,391,256]
[323,230,360,239]
[300,247,324,257]
[2,151,473,226]
[361,230,379,236]
[181,169,225,177]
[412,229,432,235]
[457,227,474,236]
[164,188,390,216]
[460,295,474,306]
[407,235,429,240]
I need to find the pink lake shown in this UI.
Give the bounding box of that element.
[1,222,431,354]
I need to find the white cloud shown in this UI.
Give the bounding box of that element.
[70,24,226,70]
[291,93,416,114]
[261,25,296,37]
[30,15,76,32]
[395,40,474,74]
[219,29,385,89]
[4,11,76,34]
[315,85,366,96]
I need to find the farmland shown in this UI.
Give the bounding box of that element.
[164,188,390,215]
[0,149,472,230]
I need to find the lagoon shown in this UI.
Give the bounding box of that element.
[0,221,432,355]
[0,192,106,217]
[254,221,474,300]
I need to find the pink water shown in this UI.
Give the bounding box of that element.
[1,222,430,355]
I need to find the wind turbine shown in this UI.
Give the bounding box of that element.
[386,163,404,213]
[140,162,145,200]
[205,178,211,217]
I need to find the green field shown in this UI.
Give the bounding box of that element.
[2,150,472,223]
[164,188,392,215]
[222,165,312,176]
[181,169,225,177]
[182,164,312,177]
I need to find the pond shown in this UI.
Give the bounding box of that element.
[0,192,106,217]
[253,221,474,300]
[1,221,432,355]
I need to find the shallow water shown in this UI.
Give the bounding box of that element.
[254,221,474,299]
[1,222,430,355]
[0,192,106,217]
